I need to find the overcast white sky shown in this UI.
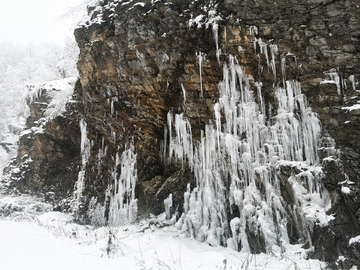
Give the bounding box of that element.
[0,0,86,44]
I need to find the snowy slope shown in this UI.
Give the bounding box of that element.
[0,195,331,270]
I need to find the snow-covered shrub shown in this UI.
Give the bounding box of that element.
[0,195,52,220]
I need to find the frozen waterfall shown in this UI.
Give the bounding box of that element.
[163,54,330,252]
[107,142,138,226]
[87,142,138,226]
[74,120,138,226]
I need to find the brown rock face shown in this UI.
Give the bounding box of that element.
[3,0,360,267]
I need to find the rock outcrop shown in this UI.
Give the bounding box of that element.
[2,79,81,210]
[3,0,360,268]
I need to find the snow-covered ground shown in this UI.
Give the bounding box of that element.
[0,195,328,270]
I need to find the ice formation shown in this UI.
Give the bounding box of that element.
[77,1,333,252]
[181,83,187,106]
[164,47,329,252]
[320,68,341,95]
[349,75,358,91]
[74,119,137,225]
[253,38,278,81]
[73,119,91,214]
[188,6,222,64]
[85,141,138,226]
[164,193,173,220]
[196,51,206,99]
[107,142,138,226]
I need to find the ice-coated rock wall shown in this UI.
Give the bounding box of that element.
[164,52,329,253]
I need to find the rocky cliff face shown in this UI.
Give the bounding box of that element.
[2,79,81,209]
[3,0,360,268]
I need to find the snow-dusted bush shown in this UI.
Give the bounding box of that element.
[0,195,52,221]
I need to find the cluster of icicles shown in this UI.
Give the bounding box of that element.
[105,142,138,226]
[74,120,138,226]
[72,19,330,251]
[163,55,330,252]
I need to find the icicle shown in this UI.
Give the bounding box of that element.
[254,38,269,67]
[162,126,168,163]
[205,9,222,64]
[196,51,206,100]
[214,23,220,63]
[111,130,117,142]
[249,25,258,36]
[167,112,173,164]
[255,82,265,115]
[27,83,44,104]
[281,55,286,81]
[214,102,221,156]
[110,97,118,117]
[164,193,173,220]
[181,83,186,106]
[183,183,191,214]
[111,99,114,116]
[166,112,194,168]
[349,75,357,91]
[73,119,91,213]
[270,44,278,80]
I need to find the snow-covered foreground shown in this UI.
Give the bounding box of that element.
[0,220,125,270]
[0,195,328,270]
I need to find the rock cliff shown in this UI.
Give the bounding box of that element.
[3,0,360,268]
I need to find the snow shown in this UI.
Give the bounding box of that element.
[187,5,222,63]
[341,186,351,195]
[0,133,20,178]
[27,77,77,128]
[342,104,360,111]
[238,46,245,53]
[349,235,360,245]
[188,14,205,29]
[0,195,52,221]
[0,220,127,270]
[0,194,326,270]
[133,2,146,7]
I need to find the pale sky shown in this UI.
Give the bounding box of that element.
[0,0,87,44]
